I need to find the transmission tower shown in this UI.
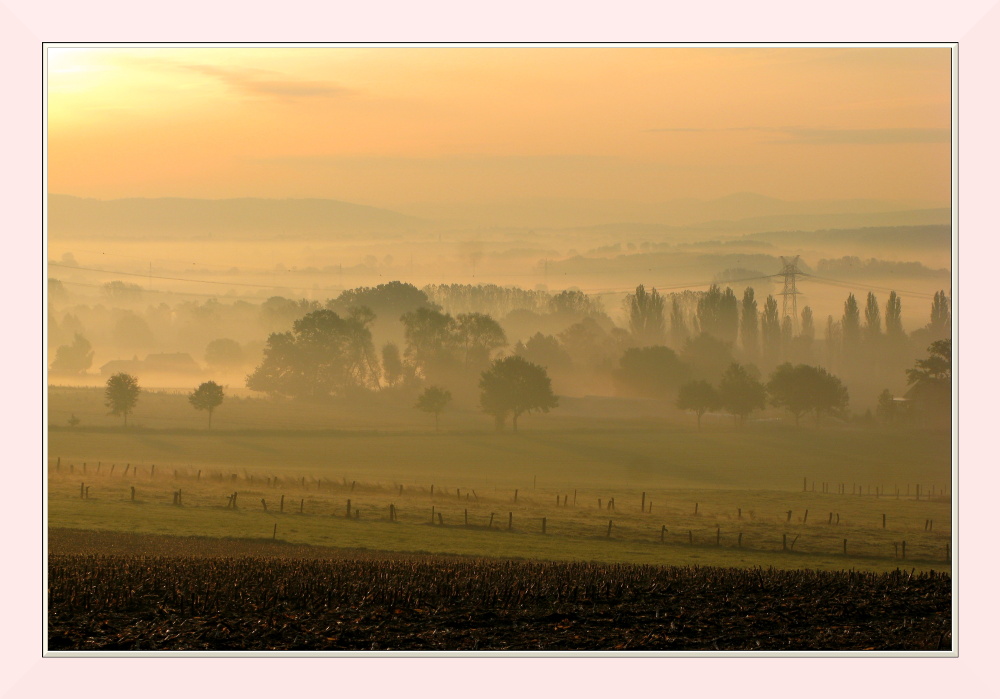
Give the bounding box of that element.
[778,255,804,331]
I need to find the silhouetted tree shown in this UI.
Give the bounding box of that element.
[614,346,689,399]
[697,285,738,344]
[415,386,452,431]
[906,339,951,418]
[479,356,558,432]
[928,290,951,340]
[246,309,379,398]
[760,295,781,367]
[50,333,94,375]
[189,381,224,429]
[513,333,572,371]
[676,380,720,431]
[767,363,849,426]
[864,291,882,342]
[740,287,759,361]
[625,284,666,346]
[400,307,459,379]
[885,291,904,343]
[329,281,436,319]
[718,363,766,428]
[381,342,407,387]
[455,312,507,369]
[105,372,140,427]
[841,293,861,357]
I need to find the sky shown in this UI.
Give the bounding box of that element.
[46,45,953,209]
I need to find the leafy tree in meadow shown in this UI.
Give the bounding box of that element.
[329,281,436,320]
[50,333,94,375]
[189,381,225,429]
[624,284,666,346]
[676,380,720,431]
[613,346,689,399]
[246,309,379,398]
[767,363,849,426]
[105,372,140,427]
[414,386,452,432]
[479,356,558,432]
[718,363,766,429]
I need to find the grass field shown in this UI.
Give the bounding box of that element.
[47,386,952,574]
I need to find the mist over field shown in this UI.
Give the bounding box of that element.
[45,44,953,653]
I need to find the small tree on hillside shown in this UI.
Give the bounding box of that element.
[676,380,720,431]
[415,386,452,431]
[189,381,225,429]
[105,372,140,427]
[479,356,558,432]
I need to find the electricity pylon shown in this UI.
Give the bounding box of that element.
[779,255,803,332]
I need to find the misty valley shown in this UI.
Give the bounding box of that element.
[47,203,951,652]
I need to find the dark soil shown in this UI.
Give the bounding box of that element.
[47,529,951,652]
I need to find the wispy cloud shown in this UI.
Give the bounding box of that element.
[184,64,356,99]
[646,126,949,145]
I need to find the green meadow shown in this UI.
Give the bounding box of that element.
[47,388,952,574]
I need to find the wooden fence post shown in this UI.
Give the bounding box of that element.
[882,514,886,529]
[660,525,666,542]
[299,498,304,514]
[488,512,495,528]
[514,489,518,503]
[786,510,792,523]
[803,509,809,524]
[641,492,646,513]
[573,489,577,506]
[131,486,135,501]
[843,539,847,555]
[688,530,693,544]
[347,499,352,518]
[464,509,468,526]
[508,512,513,530]
[738,508,742,519]
[782,533,787,550]
[694,502,699,515]
[80,482,84,499]
[738,532,743,548]
[598,498,602,510]
[542,517,546,534]
[606,520,613,538]
[272,523,277,539]
[438,513,444,525]
[261,498,267,511]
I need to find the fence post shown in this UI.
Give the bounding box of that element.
[299,498,304,514]
[508,512,513,530]
[489,513,495,528]
[803,509,808,524]
[607,520,613,538]
[131,486,135,501]
[261,498,267,511]
[641,492,646,513]
[280,494,285,513]
[464,509,468,526]
[272,523,277,540]
[882,514,886,529]
[694,502,698,516]
[347,499,352,518]
[574,489,577,506]
[738,532,743,548]
[514,489,518,503]
[542,517,546,534]
[660,525,666,542]
[843,539,847,555]
[782,533,787,550]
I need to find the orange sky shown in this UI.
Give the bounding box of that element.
[46,45,953,207]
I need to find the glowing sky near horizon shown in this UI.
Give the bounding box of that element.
[46,46,952,207]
